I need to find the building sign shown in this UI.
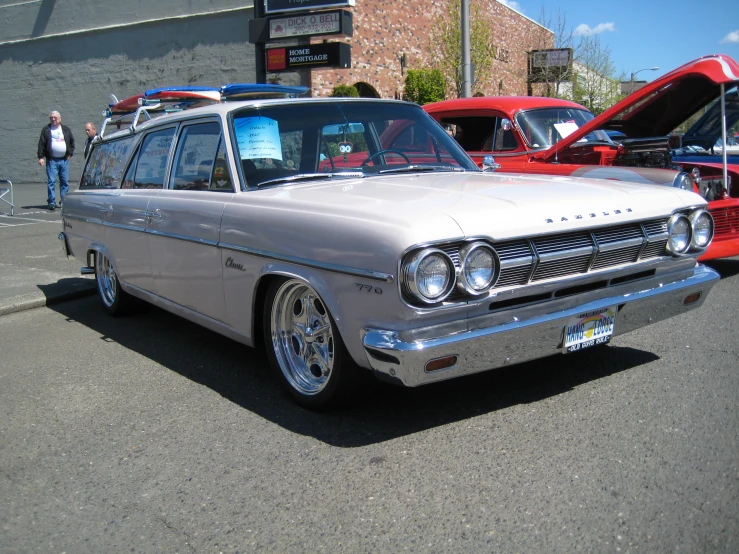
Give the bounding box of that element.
[265,0,355,15]
[528,48,573,83]
[270,10,349,39]
[266,42,351,71]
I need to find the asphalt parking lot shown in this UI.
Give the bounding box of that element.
[1,183,738,553]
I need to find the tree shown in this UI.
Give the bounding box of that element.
[532,8,574,98]
[330,84,359,97]
[403,69,446,105]
[572,35,623,114]
[428,0,497,98]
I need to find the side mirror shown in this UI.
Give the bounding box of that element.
[500,118,513,131]
[482,155,501,172]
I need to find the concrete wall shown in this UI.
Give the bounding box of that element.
[0,0,551,183]
[0,1,255,182]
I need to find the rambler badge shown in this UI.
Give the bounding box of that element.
[546,208,632,223]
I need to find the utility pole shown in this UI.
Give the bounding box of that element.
[254,0,266,84]
[461,0,471,97]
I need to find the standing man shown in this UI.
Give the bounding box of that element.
[37,110,75,211]
[83,121,98,158]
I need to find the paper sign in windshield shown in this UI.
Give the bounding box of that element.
[234,117,283,160]
[553,121,579,140]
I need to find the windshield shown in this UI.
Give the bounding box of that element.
[230,101,478,188]
[515,107,612,149]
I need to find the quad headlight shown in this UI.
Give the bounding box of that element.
[667,213,691,255]
[458,242,497,295]
[403,248,456,303]
[672,171,694,191]
[689,209,714,249]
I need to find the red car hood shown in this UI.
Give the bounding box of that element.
[533,54,739,162]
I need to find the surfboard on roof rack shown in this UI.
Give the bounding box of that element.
[220,83,309,100]
[107,93,144,116]
[142,86,222,103]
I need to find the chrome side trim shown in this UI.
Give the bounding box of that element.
[63,214,105,226]
[106,221,147,233]
[146,229,219,247]
[219,241,395,283]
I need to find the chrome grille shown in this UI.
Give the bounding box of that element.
[489,217,669,290]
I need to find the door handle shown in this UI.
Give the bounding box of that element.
[100,205,114,213]
[144,209,162,218]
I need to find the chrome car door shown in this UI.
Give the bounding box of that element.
[146,120,233,322]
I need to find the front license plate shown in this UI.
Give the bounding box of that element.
[563,306,616,353]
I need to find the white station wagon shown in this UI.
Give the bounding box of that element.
[60,85,719,408]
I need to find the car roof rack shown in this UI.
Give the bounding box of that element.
[98,83,310,139]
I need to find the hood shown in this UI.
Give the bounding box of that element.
[263,171,703,241]
[533,54,739,162]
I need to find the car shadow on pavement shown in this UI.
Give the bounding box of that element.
[50,296,659,448]
[37,279,96,304]
[705,257,739,279]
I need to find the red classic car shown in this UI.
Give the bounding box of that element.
[424,54,739,261]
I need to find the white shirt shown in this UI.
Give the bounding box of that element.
[50,126,67,158]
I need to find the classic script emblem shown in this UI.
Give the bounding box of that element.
[225,257,246,271]
[545,207,632,224]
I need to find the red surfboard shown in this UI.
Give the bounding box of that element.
[108,94,144,115]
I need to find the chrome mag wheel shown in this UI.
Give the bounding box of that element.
[270,279,335,396]
[96,251,118,308]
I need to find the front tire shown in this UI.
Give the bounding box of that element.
[263,278,370,409]
[95,251,135,316]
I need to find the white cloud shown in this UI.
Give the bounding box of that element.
[497,0,523,13]
[574,22,616,37]
[720,30,739,44]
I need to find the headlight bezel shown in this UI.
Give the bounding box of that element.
[672,171,694,191]
[689,209,714,249]
[457,241,499,295]
[402,248,456,304]
[666,213,692,255]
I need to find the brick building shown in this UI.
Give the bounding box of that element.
[0,0,551,181]
[304,0,553,98]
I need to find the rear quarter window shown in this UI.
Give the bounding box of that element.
[80,136,136,189]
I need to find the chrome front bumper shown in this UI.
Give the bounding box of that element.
[361,264,719,387]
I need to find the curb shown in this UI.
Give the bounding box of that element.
[0,285,97,316]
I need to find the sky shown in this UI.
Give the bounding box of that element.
[498,0,739,81]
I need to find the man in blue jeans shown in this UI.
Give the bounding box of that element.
[37,110,75,211]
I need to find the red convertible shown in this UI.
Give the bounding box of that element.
[424,54,739,261]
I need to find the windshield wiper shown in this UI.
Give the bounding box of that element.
[378,165,465,175]
[256,172,364,188]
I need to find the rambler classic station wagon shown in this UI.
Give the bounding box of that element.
[60,85,719,408]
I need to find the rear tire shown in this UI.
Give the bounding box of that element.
[263,278,372,409]
[95,251,136,316]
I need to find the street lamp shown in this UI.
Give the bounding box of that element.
[629,66,659,93]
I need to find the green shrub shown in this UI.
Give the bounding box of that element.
[330,84,360,97]
[403,69,446,105]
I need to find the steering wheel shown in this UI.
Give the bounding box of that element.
[361,149,411,166]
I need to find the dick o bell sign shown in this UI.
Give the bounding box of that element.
[270,11,346,39]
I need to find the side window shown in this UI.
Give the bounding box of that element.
[169,122,224,191]
[211,138,233,191]
[80,136,135,189]
[131,128,176,189]
[482,119,519,152]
